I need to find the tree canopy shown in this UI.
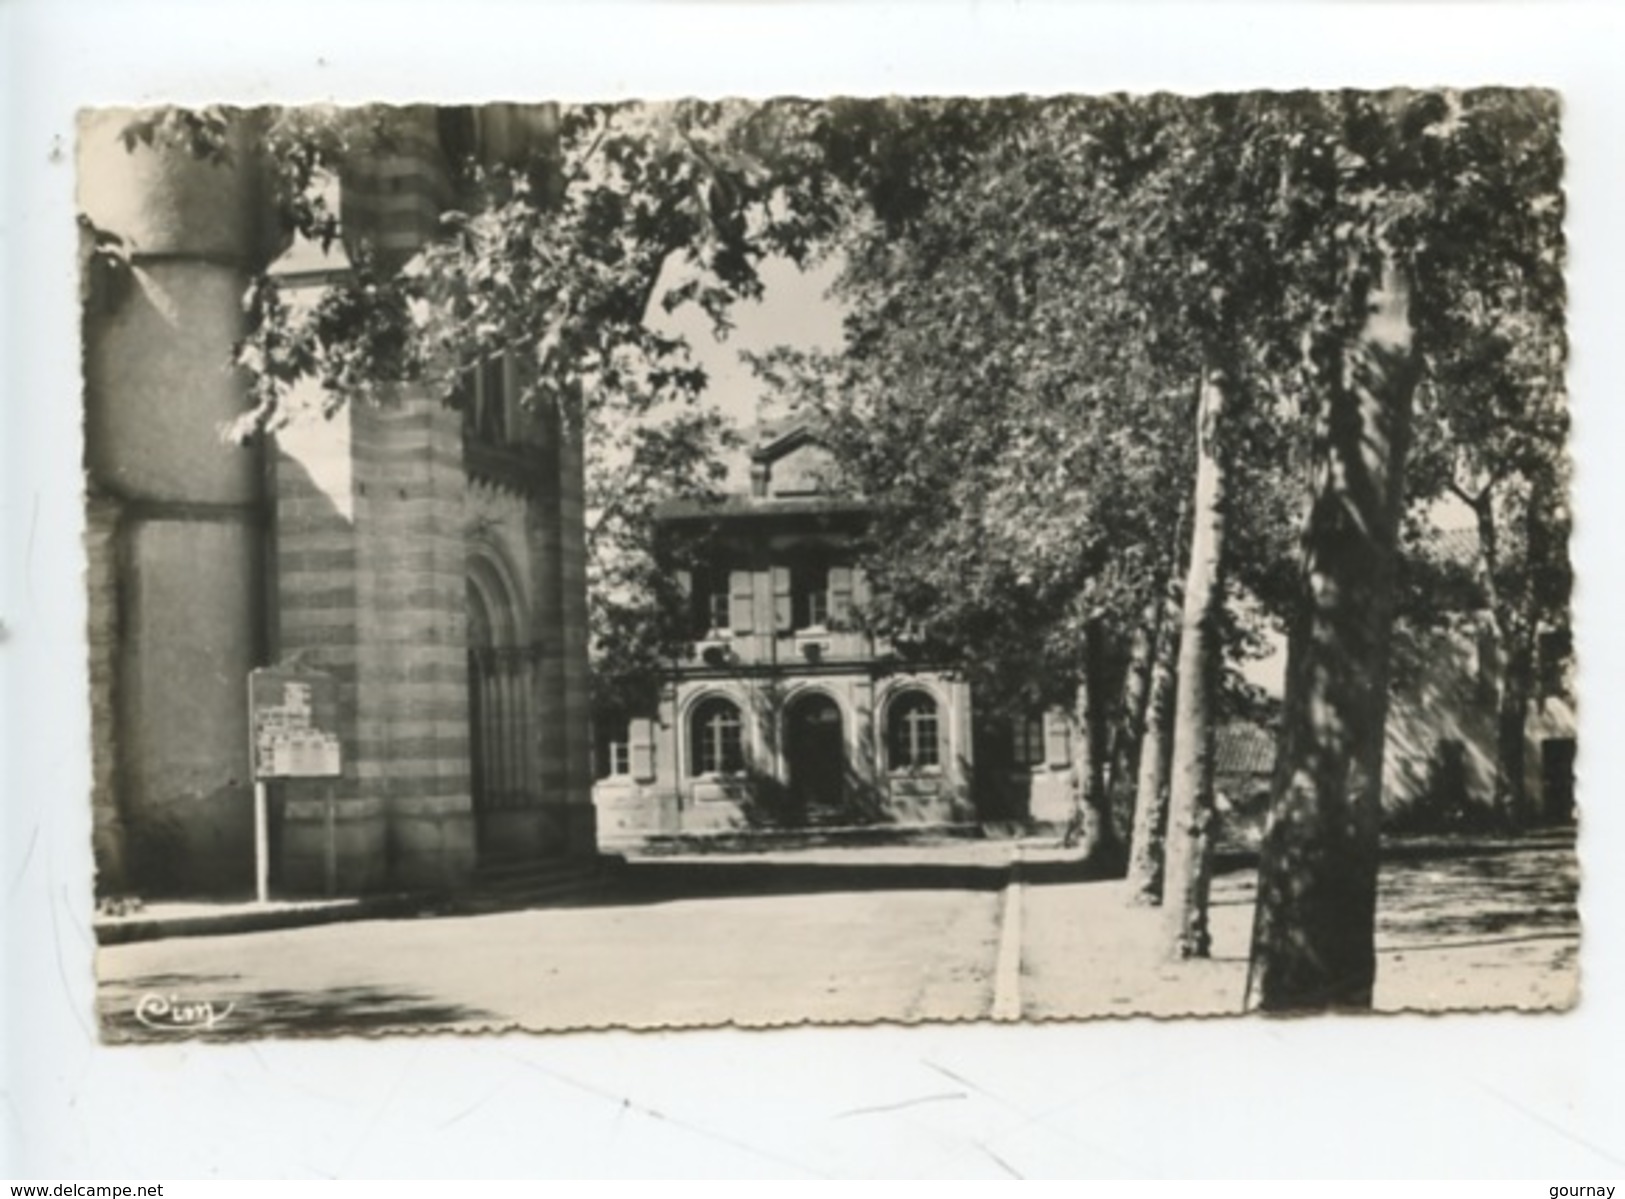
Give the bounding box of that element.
[748,89,1566,996]
[121,101,844,705]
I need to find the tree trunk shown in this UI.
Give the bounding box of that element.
[1106,589,1163,814]
[1496,635,1533,826]
[1125,572,1183,905]
[1501,488,1548,828]
[1065,618,1120,864]
[1467,489,1530,828]
[1161,361,1230,958]
[1246,246,1420,1012]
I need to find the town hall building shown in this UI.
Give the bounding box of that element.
[591,424,1079,847]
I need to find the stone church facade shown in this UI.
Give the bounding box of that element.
[80,106,596,900]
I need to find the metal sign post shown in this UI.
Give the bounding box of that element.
[248,666,343,903]
[324,780,338,898]
[254,780,270,904]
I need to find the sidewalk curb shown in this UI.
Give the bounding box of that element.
[94,869,612,947]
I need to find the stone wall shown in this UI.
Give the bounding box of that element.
[83,105,597,898]
[272,391,478,894]
[79,110,273,897]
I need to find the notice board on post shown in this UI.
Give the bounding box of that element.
[249,667,342,780]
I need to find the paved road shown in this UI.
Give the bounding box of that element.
[97,832,1579,1041]
[98,843,1017,1040]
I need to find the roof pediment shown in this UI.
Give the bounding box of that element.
[748,422,840,499]
[750,423,823,466]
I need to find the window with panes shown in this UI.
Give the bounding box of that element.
[887,690,940,771]
[691,565,732,636]
[595,714,632,780]
[1013,714,1046,768]
[691,696,745,775]
[792,559,830,630]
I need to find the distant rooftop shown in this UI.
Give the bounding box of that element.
[655,421,864,524]
[1214,723,1277,778]
[1425,525,1481,570]
[653,494,868,522]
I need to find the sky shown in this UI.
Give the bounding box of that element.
[648,252,847,483]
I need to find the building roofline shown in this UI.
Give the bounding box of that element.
[750,423,821,464]
[654,494,870,523]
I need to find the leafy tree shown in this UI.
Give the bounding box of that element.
[753,97,1209,864]
[124,101,819,709]
[1403,91,1568,824]
[763,96,1310,892]
[781,92,1563,984]
[585,404,742,713]
[1078,93,1315,955]
[1246,88,1563,1010]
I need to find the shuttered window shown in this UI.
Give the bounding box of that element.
[827,565,854,627]
[689,566,730,636]
[595,714,631,779]
[1043,710,1071,768]
[772,565,794,632]
[1014,714,1046,768]
[728,570,755,634]
[629,717,656,782]
[790,560,828,630]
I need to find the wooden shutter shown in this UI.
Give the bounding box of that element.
[772,565,793,632]
[728,569,755,633]
[673,568,695,632]
[1044,709,1071,768]
[828,565,854,626]
[629,717,656,783]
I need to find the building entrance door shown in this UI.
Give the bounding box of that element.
[785,693,845,826]
[466,562,536,863]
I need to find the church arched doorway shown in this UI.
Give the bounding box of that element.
[466,554,534,860]
[785,691,845,826]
